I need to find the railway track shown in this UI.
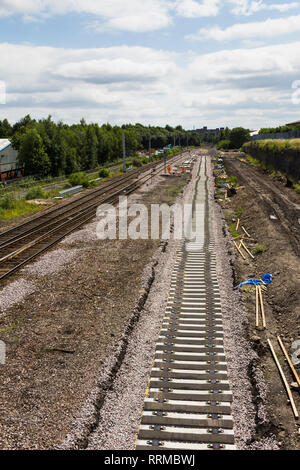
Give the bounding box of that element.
[224,155,300,255]
[136,156,235,450]
[0,152,187,282]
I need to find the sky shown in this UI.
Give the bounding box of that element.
[0,0,300,130]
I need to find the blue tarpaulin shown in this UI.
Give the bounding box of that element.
[239,273,272,290]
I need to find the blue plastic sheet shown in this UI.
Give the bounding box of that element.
[238,273,272,290]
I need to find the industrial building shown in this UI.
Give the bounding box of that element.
[0,139,24,182]
[195,126,225,136]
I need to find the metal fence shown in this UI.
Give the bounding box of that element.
[252,130,300,140]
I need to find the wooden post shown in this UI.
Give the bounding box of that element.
[233,241,246,260]
[240,240,255,259]
[268,339,299,420]
[258,286,266,329]
[255,286,259,328]
[277,336,300,388]
[241,226,251,238]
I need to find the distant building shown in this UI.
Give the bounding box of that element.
[0,139,24,182]
[194,126,225,136]
[286,120,300,127]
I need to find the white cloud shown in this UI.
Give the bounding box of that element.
[1,40,299,130]
[187,13,300,41]
[229,0,300,16]
[174,0,220,18]
[188,42,300,79]
[0,0,172,32]
[230,0,264,16]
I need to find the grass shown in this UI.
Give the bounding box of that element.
[228,222,239,239]
[244,154,262,168]
[293,183,300,194]
[252,244,268,254]
[168,184,185,200]
[0,194,43,221]
[236,205,243,218]
[226,175,238,187]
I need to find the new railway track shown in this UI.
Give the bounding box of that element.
[0,152,187,282]
[136,155,235,450]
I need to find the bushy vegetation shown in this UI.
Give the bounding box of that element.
[242,139,300,181]
[259,124,300,134]
[203,127,250,149]
[132,159,143,168]
[68,172,91,188]
[98,168,111,178]
[252,244,268,254]
[25,186,48,200]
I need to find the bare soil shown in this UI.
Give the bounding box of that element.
[216,152,300,450]
[0,172,189,449]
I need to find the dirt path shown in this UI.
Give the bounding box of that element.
[217,152,300,449]
[224,155,300,255]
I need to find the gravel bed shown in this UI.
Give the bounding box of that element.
[22,248,84,276]
[60,222,99,246]
[0,279,36,316]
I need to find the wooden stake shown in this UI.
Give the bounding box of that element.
[236,218,240,231]
[255,286,259,328]
[258,286,266,329]
[240,240,255,259]
[233,234,255,241]
[277,336,300,388]
[241,226,251,238]
[267,339,299,420]
[233,241,246,260]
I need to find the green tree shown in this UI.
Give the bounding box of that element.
[229,127,250,149]
[18,128,51,176]
[0,119,12,137]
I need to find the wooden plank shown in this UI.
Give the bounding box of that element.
[277,336,300,388]
[267,339,299,420]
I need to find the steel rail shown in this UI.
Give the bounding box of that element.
[0,152,188,281]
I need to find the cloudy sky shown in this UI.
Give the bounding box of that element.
[0,0,300,130]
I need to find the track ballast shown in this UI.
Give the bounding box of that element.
[136,155,235,450]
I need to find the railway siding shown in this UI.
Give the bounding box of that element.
[136,156,236,451]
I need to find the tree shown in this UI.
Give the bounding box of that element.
[229,127,250,149]
[0,119,12,137]
[18,128,51,176]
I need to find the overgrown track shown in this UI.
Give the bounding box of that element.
[224,154,300,256]
[136,156,235,451]
[0,153,186,282]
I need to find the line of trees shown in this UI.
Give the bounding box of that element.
[200,126,251,149]
[258,124,300,134]
[0,116,202,178]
